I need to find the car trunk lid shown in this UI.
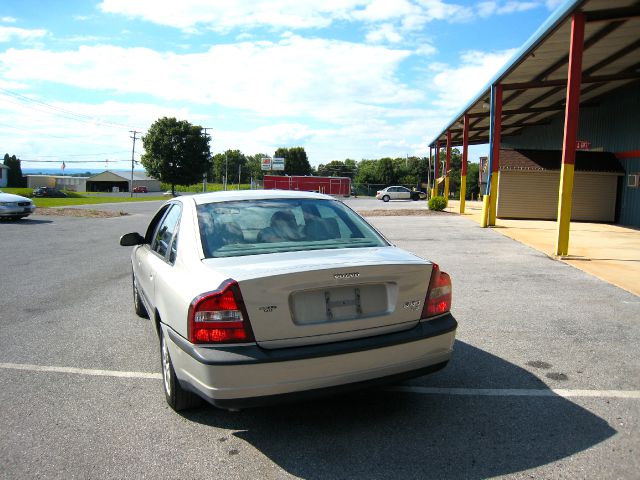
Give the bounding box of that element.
[202,248,433,348]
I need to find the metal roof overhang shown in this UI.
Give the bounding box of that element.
[429,0,640,148]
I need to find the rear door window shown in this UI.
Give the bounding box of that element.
[151,204,181,260]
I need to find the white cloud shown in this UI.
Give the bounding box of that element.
[0,26,47,42]
[0,97,201,168]
[99,0,362,31]
[414,42,437,56]
[352,0,418,22]
[430,48,517,112]
[2,16,17,23]
[479,1,539,17]
[366,23,403,43]
[0,37,421,123]
[545,0,565,10]
[99,0,476,32]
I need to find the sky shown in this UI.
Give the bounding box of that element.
[0,0,567,171]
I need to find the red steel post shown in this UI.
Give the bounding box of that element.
[556,11,585,255]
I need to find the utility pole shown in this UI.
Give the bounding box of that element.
[202,128,212,193]
[238,164,241,190]
[225,152,228,191]
[129,130,140,197]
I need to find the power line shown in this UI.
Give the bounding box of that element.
[15,151,132,158]
[0,87,143,131]
[19,159,136,163]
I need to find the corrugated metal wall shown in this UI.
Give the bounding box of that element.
[619,157,640,227]
[501,83,640,226]
[502,84,640,152]
[497,170,619,222]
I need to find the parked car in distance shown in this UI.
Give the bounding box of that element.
[0,189,36,220]
[376,186,426,202]
[133,186,148,193]
[120,190,456,412]
[32,187,67,198]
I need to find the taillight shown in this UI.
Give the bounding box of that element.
[421,263,452,318]
[188,280,254,344]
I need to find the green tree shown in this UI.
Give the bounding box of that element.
[3,154,26,187]
[212,149,248,185]
[465,162,481,199]
[317,160,355,178]
[353,159,378,184]
[376,157,396,185]
[245,153,268,183]
[274,147,312,176]
[141,117,210,195]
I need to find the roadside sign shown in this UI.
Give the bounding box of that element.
[261,157,272,171]
[272,157,285,171]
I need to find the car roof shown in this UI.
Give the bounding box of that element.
[188,189,335,205]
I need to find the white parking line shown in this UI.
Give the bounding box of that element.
[0,362,162,379]
[387,386,640,399]
[2,362,639,399]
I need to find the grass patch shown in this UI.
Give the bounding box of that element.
[32,196,166,207]
[1,187,33,197]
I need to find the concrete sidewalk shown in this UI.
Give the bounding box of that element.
[445,200,640,296]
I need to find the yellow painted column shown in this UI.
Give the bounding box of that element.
[555,163,575,256]
[444,176,450,202]
[488,172,499,226]
[480,194,490,228]
[459,176,466,214]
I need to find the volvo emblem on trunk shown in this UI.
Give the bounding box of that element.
[334,272,360,279]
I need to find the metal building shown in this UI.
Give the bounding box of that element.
[85,171,161,192]
[427,0,640,255]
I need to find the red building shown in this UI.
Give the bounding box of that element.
[263,175,351,196]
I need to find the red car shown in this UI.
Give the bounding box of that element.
[133,186,148,193]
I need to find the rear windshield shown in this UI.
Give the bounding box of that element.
[197,198,388,258]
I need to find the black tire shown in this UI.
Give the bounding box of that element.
[132,272,149,318]
[161,331,202,411]
[382,195,390,202]
[410,193,419,201]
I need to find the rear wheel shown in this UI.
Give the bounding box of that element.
[410,193,419,201]
[132,272,149,318]
[382,195,390,202]
[161,331,202,411]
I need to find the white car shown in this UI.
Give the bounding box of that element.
[120,190,456,411]
[376,186,426,202]
[0,189,36,220]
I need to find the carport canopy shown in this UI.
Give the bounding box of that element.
[428,0,639,255]
[429,0,640,148]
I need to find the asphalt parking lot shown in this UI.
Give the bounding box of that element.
[1,197,638,479]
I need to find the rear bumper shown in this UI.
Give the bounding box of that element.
[163,314,457,409]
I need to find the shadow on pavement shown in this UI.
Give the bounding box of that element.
[0,218,53,225]
[183,341,615,479]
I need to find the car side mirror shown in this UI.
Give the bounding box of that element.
[120,232,145,246]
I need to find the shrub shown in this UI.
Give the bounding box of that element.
[428,196,447,211]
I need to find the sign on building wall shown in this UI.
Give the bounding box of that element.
[272,157,285,171]
[576,140,591,150]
